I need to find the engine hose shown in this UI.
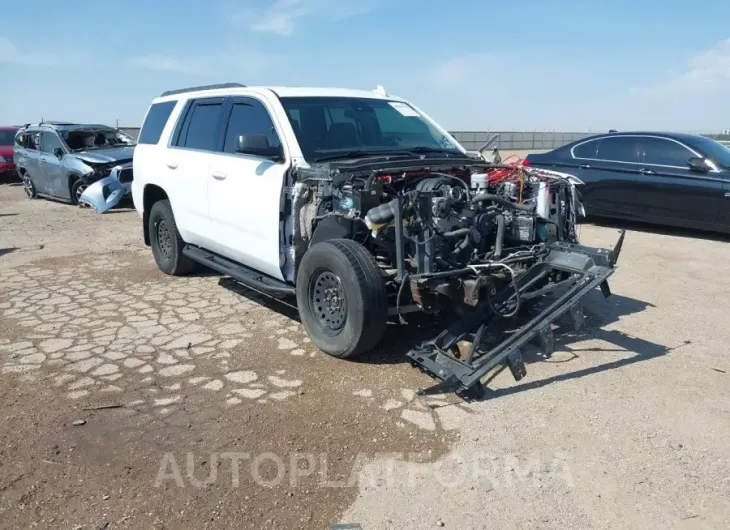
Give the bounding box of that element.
[471,193,534,212]
[494,214,505,259]
[442,227,471,239]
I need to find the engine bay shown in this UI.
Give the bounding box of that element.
[292,157,585,316]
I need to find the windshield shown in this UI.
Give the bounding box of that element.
[279,97,462,162]
[62,128,136,151]
[690,136,730,168]
[0,130,17,146]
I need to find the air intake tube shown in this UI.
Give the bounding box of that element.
[364,198,400,231]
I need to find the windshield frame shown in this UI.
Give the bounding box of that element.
[60,127,137,152]
[278,96,464,163]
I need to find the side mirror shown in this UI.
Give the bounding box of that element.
[53,147,64,158]
[234,134,283,161]
[687,156,712,172]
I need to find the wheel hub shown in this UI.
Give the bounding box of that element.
[157,220,173,259]
[310,271,346,331]
[23,176,33,198]
[75,184,88,203]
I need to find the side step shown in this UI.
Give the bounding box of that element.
[182,245,295,298]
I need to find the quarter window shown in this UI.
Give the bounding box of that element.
[595,137,639,163]
[573,140,599,158]
[640,137,694,167]
[139,101,176,145]
[222,99,281,154]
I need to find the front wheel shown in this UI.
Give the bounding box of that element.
[296,239,388,359]
[70,178,88,206]
[148,200,196,276]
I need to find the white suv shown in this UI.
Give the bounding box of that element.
[132,82,590,371]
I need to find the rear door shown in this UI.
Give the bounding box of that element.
[206,96,290,280]
[634,136,722,225]
[571,136,640,216]
[22,132,45,192]
[165,97,226,248]
[39,131,67,197]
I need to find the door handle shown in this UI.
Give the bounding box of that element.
[639,168,655,175]
[724,192,730,199]
[578,164,591,169]
[166,161,178,169]
[211,171,227,180]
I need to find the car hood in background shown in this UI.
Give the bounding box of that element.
[72,146,135,164]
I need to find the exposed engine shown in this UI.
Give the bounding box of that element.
[292,159,584,316]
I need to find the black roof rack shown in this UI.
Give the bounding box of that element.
[160,83,246,97]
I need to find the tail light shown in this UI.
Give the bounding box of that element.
[521,159,531,167]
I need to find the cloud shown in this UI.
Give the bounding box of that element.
[632,38,730,96]
[0,36,69,67]
[127,51,277,76]
[230,0,380,37]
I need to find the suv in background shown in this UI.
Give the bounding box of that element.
[0,126,19,180]
[14,122,136,203]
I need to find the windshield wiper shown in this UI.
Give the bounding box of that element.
[313,150,405,163]
[402,146,462,155]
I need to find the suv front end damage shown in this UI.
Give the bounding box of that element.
[78,162,133,213]
[291,155,626,397]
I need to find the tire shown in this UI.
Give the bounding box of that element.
[70,178,88,206]
[22,173,37,199]
[148,200,196,276]
[296,239,388,359]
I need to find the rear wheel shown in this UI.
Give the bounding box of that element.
[296,239,388,358]
[22,173,37,199]
[148,200,196,276]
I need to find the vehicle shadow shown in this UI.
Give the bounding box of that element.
[479,290,675,400]
[0,247,18,258]
[217,274,663,384]
[584,216,730,243]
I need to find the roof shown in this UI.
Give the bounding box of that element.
[155,85,402,103]
[21,122,115,131]
[583,131,712,142]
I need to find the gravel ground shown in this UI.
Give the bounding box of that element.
[1,182,729,529]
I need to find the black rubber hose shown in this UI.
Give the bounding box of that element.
[494,214,505,259]
[442,227,471,239]
[472,193,533,212]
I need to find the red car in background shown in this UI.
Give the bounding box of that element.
[0,126,20,179]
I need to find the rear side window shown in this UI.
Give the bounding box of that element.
[222,99,281,154]
[640,137,694,167]
[595,137,639,163]
[178,100,224,151]
[138,101,176,145]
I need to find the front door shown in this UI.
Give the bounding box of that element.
[206,96,290,281]
[634,136,722,226]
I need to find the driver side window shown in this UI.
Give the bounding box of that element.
[222,98,282,155]
[41,132,63,153]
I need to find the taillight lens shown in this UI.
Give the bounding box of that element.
[521,159,531,167]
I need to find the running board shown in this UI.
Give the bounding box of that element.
[182,245,295,298]
[406,230,626,400]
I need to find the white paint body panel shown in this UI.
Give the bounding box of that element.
[132,85,468,283]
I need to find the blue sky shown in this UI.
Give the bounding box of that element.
[1,0,729,132]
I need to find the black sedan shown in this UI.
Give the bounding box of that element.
[525,132,730,234]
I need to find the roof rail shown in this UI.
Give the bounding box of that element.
[160,83,246,98]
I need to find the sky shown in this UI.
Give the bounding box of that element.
[1,0,729,132]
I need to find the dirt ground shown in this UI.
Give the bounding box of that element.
[1,182,729,529]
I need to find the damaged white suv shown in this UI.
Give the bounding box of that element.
[133,83,623,397]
